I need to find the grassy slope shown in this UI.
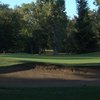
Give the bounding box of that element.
[0,53,100,99]
[0,87,100,100]
[0,52,100,67]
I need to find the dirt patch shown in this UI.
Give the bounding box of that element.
[0,64,100,87]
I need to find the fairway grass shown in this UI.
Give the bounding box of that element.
[0,52,100,67]
[0,87,100,100]
[0,53,100,100]
[0,58,24,67]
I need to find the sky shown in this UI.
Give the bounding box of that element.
[0,0,97,18]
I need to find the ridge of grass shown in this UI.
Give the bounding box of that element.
[0,52,100,67]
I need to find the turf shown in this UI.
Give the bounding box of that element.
[0,87,100,100]
[0,52,100,67]
[0,53,100,99]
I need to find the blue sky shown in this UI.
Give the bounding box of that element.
[0,0,97,18]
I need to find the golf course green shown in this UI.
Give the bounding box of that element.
[0,52,100,67]
[0,52,100,100]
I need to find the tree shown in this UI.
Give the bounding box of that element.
[37,0,67,54]
[16,3,38,53]
[94,0,100,49]
[95,0,100,5]
[65,17,78,54]
[0,3,21,53]
[75,0,98,53]
[17,2,49,54]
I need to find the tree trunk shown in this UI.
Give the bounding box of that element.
[30,44,33,54]
[52,31,57,55]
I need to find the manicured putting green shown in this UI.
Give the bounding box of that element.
[0,52,100,67]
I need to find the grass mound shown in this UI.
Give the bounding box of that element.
[0,52,100,67]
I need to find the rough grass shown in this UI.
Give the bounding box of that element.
[0,87,100,100]
[0,58,24,67]
[0,52,100,67]
[0,53,100,100]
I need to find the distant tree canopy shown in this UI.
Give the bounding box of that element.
[0,3,22,52]
[74,0,98,53]
[0,0,100,54]
[95,0,100,49]
[95,0,100,5]
[15,0,67,54]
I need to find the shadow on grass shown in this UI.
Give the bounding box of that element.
[0,77,100,88]
[0,62,36,74]
[70,66,100,79]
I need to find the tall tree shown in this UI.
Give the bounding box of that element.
[95,0,100,5]
[16,3,38,53]
[75,0,98,53]
[65,18,78,54]
[17,2,49,54]
[37,0,67,54]
[95,0,100,50]
[0,3,21,53]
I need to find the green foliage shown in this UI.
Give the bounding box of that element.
[0,3,21,52]
[75,0,98,53]
[35,0,67,54]
[0,0,99,54]
[17,2,50,54]
[95,0,100,5]
[65,18,78,53]
[95,7,100,50]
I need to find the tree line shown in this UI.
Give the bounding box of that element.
[0,0,100,54]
